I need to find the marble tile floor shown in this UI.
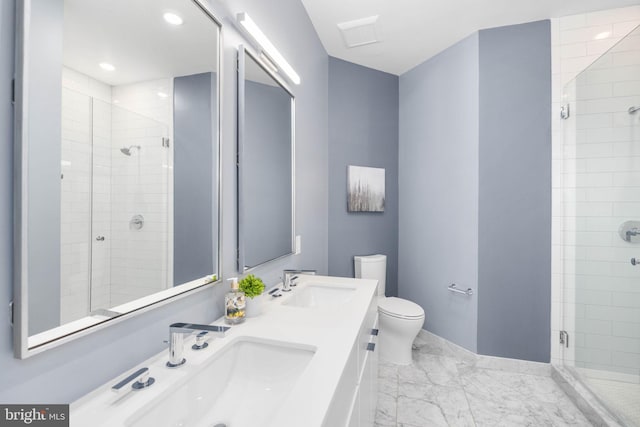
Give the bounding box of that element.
[375,333,592,427]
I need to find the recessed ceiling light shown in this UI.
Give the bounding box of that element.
[594,31,610,40]
[99,62,115,71]
[163,12,183,26]
[157,92,168,98]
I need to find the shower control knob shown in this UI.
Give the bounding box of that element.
[96,236,105,241]
[632,258,638,266]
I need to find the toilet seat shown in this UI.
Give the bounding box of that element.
[378,297,425,320]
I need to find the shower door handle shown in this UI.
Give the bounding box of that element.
[96,236,105,241]
[632,258,638,266]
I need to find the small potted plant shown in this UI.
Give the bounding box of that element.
[239,274,265,317]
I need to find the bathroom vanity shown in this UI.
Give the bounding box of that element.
[70,275,379,427]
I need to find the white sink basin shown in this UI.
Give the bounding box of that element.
[283,284,356,308]
[126,337,315,427]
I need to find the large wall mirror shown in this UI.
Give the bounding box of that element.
[237,46,294,271]
[14,0,221,358]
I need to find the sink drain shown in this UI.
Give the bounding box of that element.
[213,424,226,427]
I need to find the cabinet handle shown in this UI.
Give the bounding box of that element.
[371,328,379,336]
[367,343,376,352]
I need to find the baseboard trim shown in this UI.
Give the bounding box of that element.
[417,329,551,377]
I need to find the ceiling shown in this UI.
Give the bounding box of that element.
[64,0,219,86]
[300,0,640,75]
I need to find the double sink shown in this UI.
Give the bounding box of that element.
[71,276,370,427]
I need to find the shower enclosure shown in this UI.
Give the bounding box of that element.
[561,25,640,426]
[60,85,172,324]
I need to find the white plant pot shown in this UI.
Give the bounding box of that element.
[245,293,264,317]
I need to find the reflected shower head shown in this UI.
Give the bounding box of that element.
[120,145,141,156]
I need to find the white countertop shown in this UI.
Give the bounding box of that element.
[71,275,378,427]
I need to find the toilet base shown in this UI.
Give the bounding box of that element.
[378,313,424,365]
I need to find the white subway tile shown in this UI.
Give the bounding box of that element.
[587,7,640,27]
[613,21,640,38]
[560,14,587,31]
[613,202,640,216]
[576,318,612,335]
[561,25,613,44]
[613,321,640,338]
[613,80,640,97]
[587,38,620,57]
[611,351,640,368]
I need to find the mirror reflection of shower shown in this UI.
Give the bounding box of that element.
[59,72,173,325]
[120,145,141,156]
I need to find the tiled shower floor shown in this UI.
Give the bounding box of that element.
[585,377,640,427]
[375,333,591,426]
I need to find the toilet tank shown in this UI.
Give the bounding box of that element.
[354,254,386,297]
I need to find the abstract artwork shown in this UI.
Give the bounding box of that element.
[348,165,385,212]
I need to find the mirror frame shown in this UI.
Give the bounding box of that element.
[12,0,223,358]
[236,45,296,272]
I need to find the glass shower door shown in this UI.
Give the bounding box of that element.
[562,25,640,426]
[60,88,93,324]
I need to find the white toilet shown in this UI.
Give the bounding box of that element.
[355,254,425,365]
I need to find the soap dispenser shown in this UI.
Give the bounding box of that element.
[225,277,246,324]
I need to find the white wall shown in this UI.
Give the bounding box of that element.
[551,6,640,376]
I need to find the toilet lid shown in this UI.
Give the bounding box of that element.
[378,297,425,319]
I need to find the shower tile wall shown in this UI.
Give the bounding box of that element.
[60,67,112,322]
[551,7,640,374]
[110,80,173,306]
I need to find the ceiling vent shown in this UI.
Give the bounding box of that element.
[337,15,379,48]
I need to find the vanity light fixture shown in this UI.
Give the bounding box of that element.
[157,91,169,98]
[163,12,183,26]
[594,31,611,40]
[259,52,278,74]
[237,12,300,85]
[99,62,115,71]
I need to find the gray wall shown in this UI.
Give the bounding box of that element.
[398,21,552,361]
[0,0,328,403]
[27,0,63,334]
[399,34,480,352]
[476,21,551,362]
[328,58,399,296]
[243,80,292,268]
[173,72,215,285]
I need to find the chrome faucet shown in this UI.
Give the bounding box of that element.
[282,273,298,292]
[167,322,229,368]
[282,269,317,292]
[626,228,639,241]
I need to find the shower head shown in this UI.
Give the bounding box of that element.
[629,106,640,114]
[120,145,141,156]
